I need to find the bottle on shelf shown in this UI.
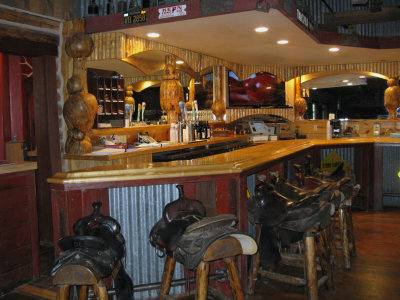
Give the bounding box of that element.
[106,0,115,14]
[87,0,99,17]
[117,0,127,13]
[128,0,140,14]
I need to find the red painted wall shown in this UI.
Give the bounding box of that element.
[0,53,10,160]
[0,53,31,160]
[8,55,26,141]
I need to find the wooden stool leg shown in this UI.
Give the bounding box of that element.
[196,261,210,300]
[316,229,334,291]
[247,223,262,296]
[338,207,351,270]
[224,258,245,300]
[92,281,108,300]
[159,256,176,300]
[304,232,318,300]
[79,285,88,300]
[328,219,338,268]
[346,207,357,257]
[57,285,70,300]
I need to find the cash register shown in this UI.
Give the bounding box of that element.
[248,121,277,142]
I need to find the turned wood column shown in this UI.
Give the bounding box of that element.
[160,55,184,123]
[63,31,97,154]
[211,66,227,121]
[294,76,307,120]
[384,77,400,119]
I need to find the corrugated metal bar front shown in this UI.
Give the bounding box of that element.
[109,184,184,299]
[382,146,400,207]
[320,147,355,171]
[247,174,256,237]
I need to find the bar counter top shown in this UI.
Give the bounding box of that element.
[64,136,247,161]
[0,161,37,175]
[49,137,400,185]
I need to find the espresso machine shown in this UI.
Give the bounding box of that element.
[330,119,342,138]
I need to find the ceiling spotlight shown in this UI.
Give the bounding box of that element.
[347,82,353,85]
[312,87,317,90]
[277,40,289,45]
[359,75,366,78]
[176,60,184,64]
[147,32,160,38]
[255,27,269,32]
[329,47,340,52]
[343,79,349,83]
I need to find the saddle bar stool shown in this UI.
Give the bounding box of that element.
[52,202,133,300]
[53,263,117,300]
[159,235,256,300]
[248,223,333,300]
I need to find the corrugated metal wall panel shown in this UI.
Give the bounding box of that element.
[247,174,256,237]
[109,184,184,299]
[320,147,355,171]
[382,146,400,207]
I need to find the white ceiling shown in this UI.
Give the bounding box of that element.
[115,9,399,66]
[88,8,399,88]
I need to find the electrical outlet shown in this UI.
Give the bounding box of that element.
[354,124,359,130]
[314,125,318,131]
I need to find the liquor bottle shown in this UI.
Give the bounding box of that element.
[117,0,127,13]
[87,0,99,17]
[106,0,115,14]
[128,0,140,14]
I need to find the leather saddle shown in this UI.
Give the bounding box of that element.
[293,155,356,206]
[150,185,257,270]
[247,179,325,228]
[52,202,133,300]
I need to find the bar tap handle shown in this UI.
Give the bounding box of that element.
[194,100,198,120]
[137,104,142,123]
[141,102,146,122]
[179,101,186,122]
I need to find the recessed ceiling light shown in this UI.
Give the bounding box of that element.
[277,40,289,45]
[347,82,353,85]
[312,87,317,90]
[176,60,184,64]
[255,27,269,32]
[147,32,160,38]
[343,79,349,83]
[329,47,340,52]
[359,75,366,78]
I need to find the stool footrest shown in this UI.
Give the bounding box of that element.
[259,270,306,287]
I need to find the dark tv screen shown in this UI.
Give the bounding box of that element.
[228,71,285,107]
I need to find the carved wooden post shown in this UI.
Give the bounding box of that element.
[384,77,400,119]
[186,77,195,111]
[63,32,97,154]
[125,85,135,126]
[159,55,184,123]
[294,77,307,120]
[211,66,227,121]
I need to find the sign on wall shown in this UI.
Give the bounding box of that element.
[158,4,186,19]
[123,10,147,25]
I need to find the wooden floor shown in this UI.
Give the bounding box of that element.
[2,209,400,300]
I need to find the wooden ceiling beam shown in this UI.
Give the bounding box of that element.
[0,7,60,31]
[0,24,58,56]
[324,7,400,26]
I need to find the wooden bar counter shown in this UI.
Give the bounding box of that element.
[48,137,400,298]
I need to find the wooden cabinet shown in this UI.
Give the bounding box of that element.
[0,163,39,294]
[88,68,125,128]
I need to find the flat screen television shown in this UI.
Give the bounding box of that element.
[228,71,286,107]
